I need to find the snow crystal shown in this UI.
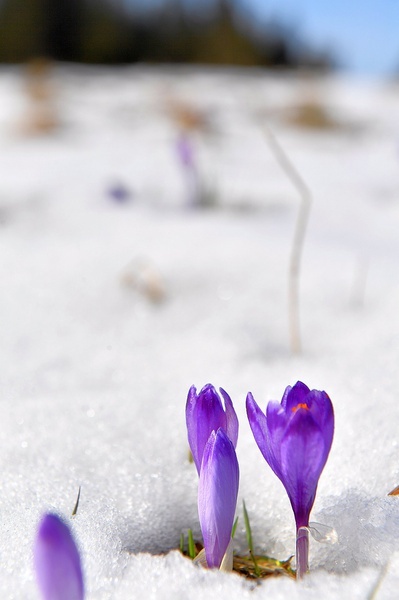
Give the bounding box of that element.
[0,65,398,598]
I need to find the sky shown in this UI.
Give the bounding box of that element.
[240,0,399,75]
[129,0,399,76]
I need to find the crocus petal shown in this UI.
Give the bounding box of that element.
[186,384,225,473]
[306,390,334,452]
[198,428,239,569]
[282,381,310,412]
[280,409,326,528]
[186,384,238,474]
[246,393,282,480]
[265,401,289,465]
[219,387,239,448]
[34,513,84,600]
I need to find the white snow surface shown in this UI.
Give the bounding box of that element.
[1,65,399,598]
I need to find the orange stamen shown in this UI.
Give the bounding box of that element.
[291,403,309,413]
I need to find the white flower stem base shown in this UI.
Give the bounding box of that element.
[296,526,309,579]
[193,538,234,572]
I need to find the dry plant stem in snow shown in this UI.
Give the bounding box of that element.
[366,559,391,600]
[263,125,312,354]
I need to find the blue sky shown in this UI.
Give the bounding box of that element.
[242,0,399,75]
[128,0,399,75]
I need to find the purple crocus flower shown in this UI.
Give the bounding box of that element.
[175,134,201,207]
[246,381,334,577]
[198,428,239,569]
[186,383,238,474]
[176,134,195,170]
[34,513,84,600]
[107,182,131,203]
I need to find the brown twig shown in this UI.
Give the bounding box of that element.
[72,486,81,517]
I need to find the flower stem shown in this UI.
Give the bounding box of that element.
[296,527,309,579]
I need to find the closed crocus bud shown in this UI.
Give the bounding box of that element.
[198,428,239,570]
[246,381,334,578]
[186,384,238,474]
[34,513,84,600]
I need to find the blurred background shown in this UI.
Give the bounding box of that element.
[0,0,398,77]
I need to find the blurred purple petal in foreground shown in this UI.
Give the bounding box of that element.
[34,513,84,600]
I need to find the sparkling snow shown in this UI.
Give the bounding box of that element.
[1,65,399,599]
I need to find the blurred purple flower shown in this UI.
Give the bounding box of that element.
[107,182,131,203]
[176,134,195,169]
[34,513,84,600]
[246,381,334,577]
[175,134,201,207]
[186,383,238,474]
[198,428,239,569]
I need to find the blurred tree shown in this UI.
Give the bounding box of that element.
[81,0,129,62]
[184,0,261,65]
[0,0,334,69]
[42,0,82,60]
[0,0,43,61]
[0,0,81,61]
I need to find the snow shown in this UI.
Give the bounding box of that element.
[1,64,399,598]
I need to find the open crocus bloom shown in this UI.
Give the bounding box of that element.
[186,384,238,474]
[34,513,84,600]
[246,381,334,577]
[198,428,239,569]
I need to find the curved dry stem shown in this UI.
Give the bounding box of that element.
[263,125,312,355]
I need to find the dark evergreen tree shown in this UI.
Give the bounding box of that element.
[0,0,334,69]
[41,0,82,60]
